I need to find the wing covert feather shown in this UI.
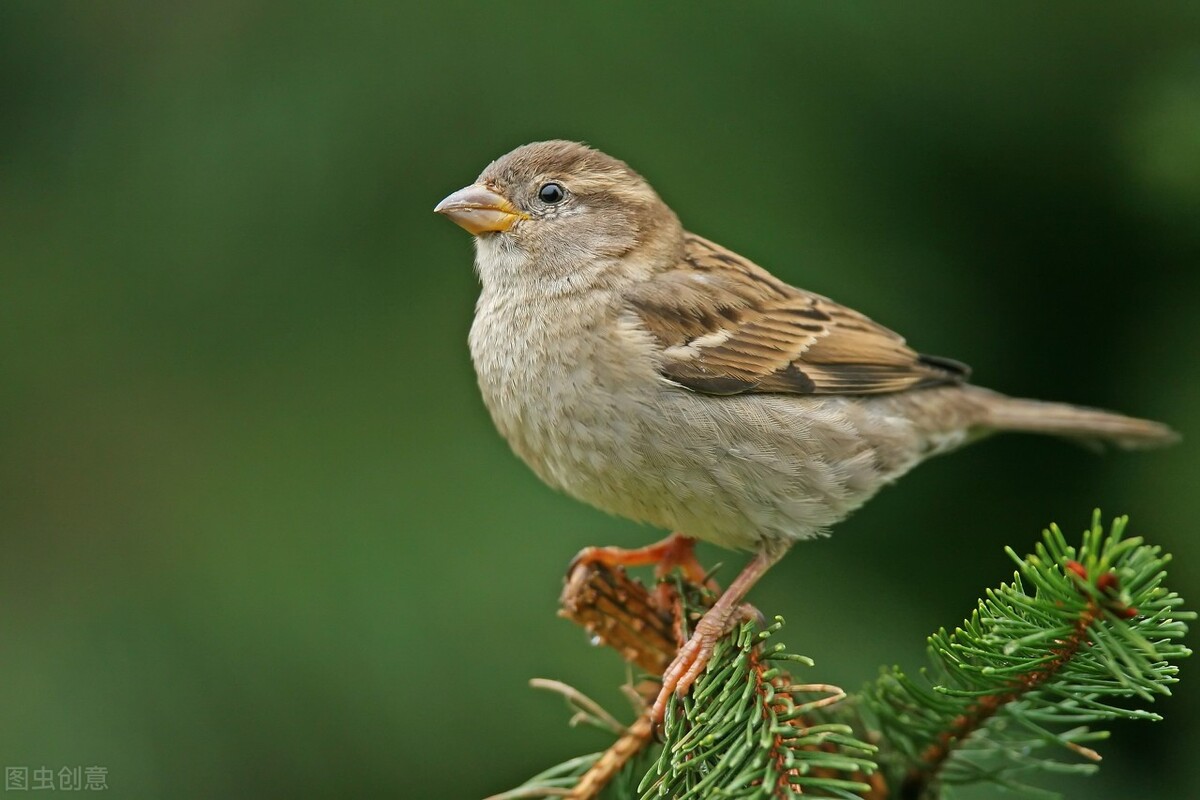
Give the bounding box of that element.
[625,233,969,396]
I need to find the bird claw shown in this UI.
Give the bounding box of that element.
[566,546,601,576]
[649,613,728,723]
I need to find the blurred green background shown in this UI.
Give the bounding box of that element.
[2,2,1198,798]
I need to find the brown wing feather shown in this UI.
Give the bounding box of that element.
[626,233,969,396]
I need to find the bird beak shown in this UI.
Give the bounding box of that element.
[434,184,529,235]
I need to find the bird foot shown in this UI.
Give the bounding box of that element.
[649,604,739,723]
[568,533,715,605]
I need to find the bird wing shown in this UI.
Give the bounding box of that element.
[625,233,969,396]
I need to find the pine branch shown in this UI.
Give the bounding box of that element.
[501,563,879,799]
[492,513,1191,800]
[644,617,881,799]
[858,512,1193,799]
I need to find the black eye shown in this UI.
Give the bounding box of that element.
[538,182,566,204]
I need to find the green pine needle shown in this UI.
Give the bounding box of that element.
[640,617,877,799]
[860,512,1192,799]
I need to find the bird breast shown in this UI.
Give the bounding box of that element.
[469,283,661,496]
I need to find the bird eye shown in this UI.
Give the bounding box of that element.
[538,182,566,204]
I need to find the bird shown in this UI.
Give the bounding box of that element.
[434,140,1177,722]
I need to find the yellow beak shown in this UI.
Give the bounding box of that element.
[434,184,528,235]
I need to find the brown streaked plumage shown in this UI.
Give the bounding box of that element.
[435,140,1178,724]
[629,232,969,396]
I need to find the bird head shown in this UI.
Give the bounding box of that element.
[435,140,681,289]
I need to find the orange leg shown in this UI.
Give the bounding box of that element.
[570,532,711,586]
[649,547,787,723]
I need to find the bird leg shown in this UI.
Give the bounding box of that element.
[571,532,715,612]
[650,547,787,723]
[570,532,712,592]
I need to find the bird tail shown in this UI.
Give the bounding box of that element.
[971,387,1179,450]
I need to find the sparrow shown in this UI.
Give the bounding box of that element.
[434,140,1177,722]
